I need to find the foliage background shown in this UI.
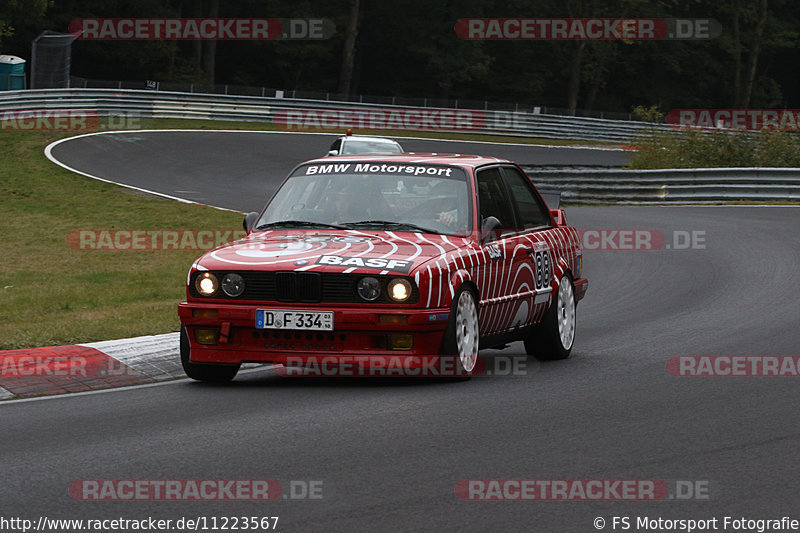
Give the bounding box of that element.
[1,0,798,113]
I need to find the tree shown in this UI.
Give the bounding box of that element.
[337,0,359,96]
[0,0,51,48]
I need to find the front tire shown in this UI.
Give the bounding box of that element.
[180,326,240,382]
[439,286,480,378]
[524,274,576,361]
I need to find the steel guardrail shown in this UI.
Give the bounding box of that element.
[0,88,665,143]
[523,167,800,204]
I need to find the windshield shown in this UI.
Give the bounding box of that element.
[341,140,402,155]
[257,162,472,236]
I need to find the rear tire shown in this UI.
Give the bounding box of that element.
[524,274,576,361]
[180,326,240,382]
[439,286,480,379]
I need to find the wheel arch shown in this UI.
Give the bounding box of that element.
[446,268,479,307]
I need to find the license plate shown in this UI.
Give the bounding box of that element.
[256,309,333,331]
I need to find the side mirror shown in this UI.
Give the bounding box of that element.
[480,216,501,244]
[327,149,339,156]
[243,211,259,233]
[549,208,566,227]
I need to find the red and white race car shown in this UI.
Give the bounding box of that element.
[178,154,587,381]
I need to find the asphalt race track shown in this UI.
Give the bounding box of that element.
[2,131,798,532]
[47,130,630,212]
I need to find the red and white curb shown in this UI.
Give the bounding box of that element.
[0,332,182,400]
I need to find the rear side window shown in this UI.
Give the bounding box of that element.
[502,166,551,230]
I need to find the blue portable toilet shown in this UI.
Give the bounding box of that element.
[0,55,26,90]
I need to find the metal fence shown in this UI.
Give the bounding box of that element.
[68,76,643,121]
[524,167,800,204]
[0,87,665,143]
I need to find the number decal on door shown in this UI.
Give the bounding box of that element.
[533,250,551,289]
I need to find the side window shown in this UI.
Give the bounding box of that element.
[329,139,342,153]
[502,166,551,230]
[476,167,516,234]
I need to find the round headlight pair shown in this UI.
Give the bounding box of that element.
[356,277,412,302]
[194,272,245,297]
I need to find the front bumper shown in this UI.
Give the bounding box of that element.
[177,302,451,365]
[573,277,588,302]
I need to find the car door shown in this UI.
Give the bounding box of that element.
[474,166,530,335]
[498,165,556,327]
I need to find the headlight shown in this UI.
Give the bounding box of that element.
[195,272,218,296]
[357,277,381,301]
[221,273,245,297]
[388,278,412,302]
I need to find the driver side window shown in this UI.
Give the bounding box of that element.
[476,167,515,234]
[502,166,551,230]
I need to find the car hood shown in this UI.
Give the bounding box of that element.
[194,230,470,275]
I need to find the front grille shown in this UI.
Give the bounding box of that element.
[276,272,322,302]
[190,271,418,304]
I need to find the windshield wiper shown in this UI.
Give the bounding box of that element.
[341,220,442,234]
[255,220,347,230]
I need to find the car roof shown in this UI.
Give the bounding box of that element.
[304,153,509,169]
[337,135,400,144]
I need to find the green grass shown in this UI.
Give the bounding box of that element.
[1,117,590,350]
[628,128,800,169]
[0,124,242,349]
